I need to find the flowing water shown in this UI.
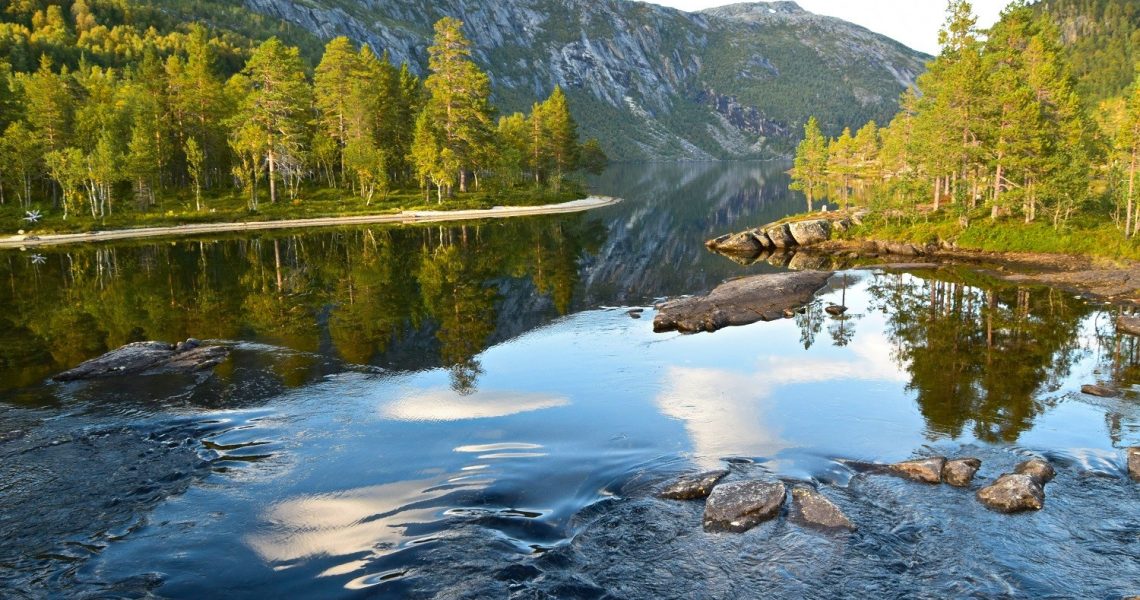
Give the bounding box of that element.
[1,161,1139,598]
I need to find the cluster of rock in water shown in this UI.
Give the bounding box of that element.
[661,452,1140,534]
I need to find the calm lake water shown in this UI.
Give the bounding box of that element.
[2,161,1139,598]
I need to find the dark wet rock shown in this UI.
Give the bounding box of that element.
[653,271,834,333]
[628,309,644,319]
[175,338,201,353]
[660,470,729,500]
[942,458,981,487]
[790,486,855,531]
[1081,384,1120,398]
[54,340,229,381]
[1129,448,1140,481]
[1118,315,1140,337]
[0,429,26,444]
[765,224,796,249]
[703,480,786,533]
[1013,458,1056,485]
[890,456,946,484]
[824,304,847,316]
[494,563,541,582]
[976,474,1044,513]
[787,219,832,246]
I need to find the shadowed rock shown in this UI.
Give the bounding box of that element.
[653,271,833,333]
[942,458,982,487]
[1013,458,1055,485]
[976,474,1044,513]
[1129,448,1140,481]
[54,340,230,381]
[766,224,796,248]
[1081,384,1120,398]
[660,470,729,500]
[890,456,946,484]
[703,481,786,533]
[790,486,855,531]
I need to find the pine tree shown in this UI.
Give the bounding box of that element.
[541,86,579,190]
[21,55,72,152]
[313,36,357,183]
[789,116,829,211]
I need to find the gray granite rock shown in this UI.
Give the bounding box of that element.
[703,481,786,533]
[790,486,855,531]
[660,470,729,500]
[976,474,1044,513]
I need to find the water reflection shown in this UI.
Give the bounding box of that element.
[382,389,569,421]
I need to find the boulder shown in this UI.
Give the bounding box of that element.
[752,230,774,250]
[54,339,229,381]
[653,271,834,334]
[824,305,847,316]
[765,224,796,249]
[1013,458,1055,485]
[787,220,832,246]
[703,481,786,533]
[976,474,1044,513]
[713,231,764,255]
[890,456,946,484]
[660,470,729,500]
[1081,384,1120,398]
[877,241,924,256]
[1129,448,1140,481]
[1118,315,1140,337]
[942,458,982,487]
[790,486,855,531]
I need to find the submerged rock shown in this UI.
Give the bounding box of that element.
[942,458,982,487]
[54,339,229,381]
[890,456,946,484]
[1129,448,1140,481]
[653,271,834,333]
[703,481,786,533]
[790,486,855,531]
[976,474,1044,513]
[1081,384,1120,398]
[1013,458,1056,485]
[660,470,729,500]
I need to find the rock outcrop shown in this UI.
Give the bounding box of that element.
[703,481,786,533]
[653,271,834,333]
[790,486,855,531]
[707,216,854,258]
[660,470,729,500]
[890,457,946,484]
[942,458,982,487]
[976,474,1045,513]
[54,340,229,381]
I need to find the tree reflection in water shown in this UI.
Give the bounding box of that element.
[868,270,1090,442]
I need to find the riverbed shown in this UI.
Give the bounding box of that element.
[1,161,1138,598]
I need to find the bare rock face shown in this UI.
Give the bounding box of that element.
[942,458,982,487]
[54,340,229,381]
[1013,458,1056,485]
[787,219,832,246]
[1129,448,1140,481]
[890,456,947,484]
[976,474,1044,513]
[660,470,729,500]
[790,486,855,531]
[653,271,834,333]
[703,481,786,533]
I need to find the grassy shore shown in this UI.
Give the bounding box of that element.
[2,184,586,235]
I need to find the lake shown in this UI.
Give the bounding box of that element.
[1,161,1139,598]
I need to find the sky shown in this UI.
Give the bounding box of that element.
[646,1,1011,55]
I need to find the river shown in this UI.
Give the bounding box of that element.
[1,161,1138,598]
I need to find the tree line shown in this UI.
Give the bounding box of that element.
[0,6,606,221]
[791,0,1140,237]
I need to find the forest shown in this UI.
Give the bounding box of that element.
[791,0,1140,256]
[0,3,606,232]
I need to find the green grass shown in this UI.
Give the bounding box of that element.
[2,183,586,235]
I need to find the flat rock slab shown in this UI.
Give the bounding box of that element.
[54,340,229,381]
[703,481,786,533]
[977,474,1044,513]
[791,486,855,531]
[1129,448,1140,481]
[1013,458,1055,485]
[942,458,982,487]
[660,470,729,500]
[891,457,946,484]
[654,271,834,334]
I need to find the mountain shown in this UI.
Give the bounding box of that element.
[230,0,928,159]
[1033,0,1140,106]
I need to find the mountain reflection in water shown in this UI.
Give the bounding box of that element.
[1,162,1139,598]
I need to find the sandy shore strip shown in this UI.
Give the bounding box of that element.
[0,196,621,249]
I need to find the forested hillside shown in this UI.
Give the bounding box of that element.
[1035,0,1140,106]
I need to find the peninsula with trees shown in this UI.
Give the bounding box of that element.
[0,6,607,235]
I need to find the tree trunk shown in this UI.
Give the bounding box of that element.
[933,176,940,212]
[267,146,277,204]
[459,168,467,193]
[1129,149,1137,238]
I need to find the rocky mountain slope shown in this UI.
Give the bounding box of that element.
[237,0,928,159]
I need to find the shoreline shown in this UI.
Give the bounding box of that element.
[0,196,621,249]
